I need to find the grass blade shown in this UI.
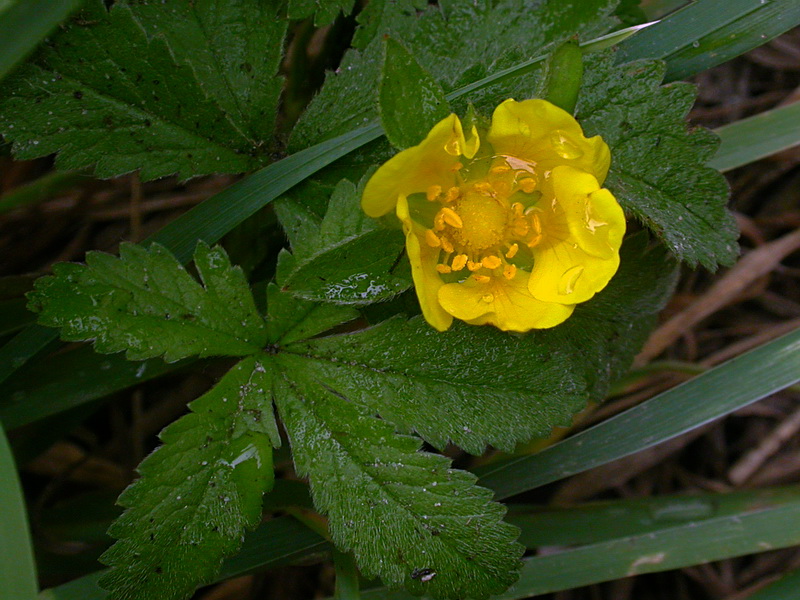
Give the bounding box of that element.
[0,424,38,600]
[0,0,85,81]
[710,101,800,172]
[477,327,800,500]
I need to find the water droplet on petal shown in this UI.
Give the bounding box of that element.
[444,137,461,156]
[558,265,584,295]
[550,130,583,159]
[584,205,608,233]
[482,293,494,303]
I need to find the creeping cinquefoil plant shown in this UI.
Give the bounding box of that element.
[9,0,789,599]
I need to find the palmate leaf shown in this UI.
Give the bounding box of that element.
[27,242,266,362]
[273,367,523,600]
[290,0,617,149]
[99,356,279,600]
[577,51,739,269]
[0,0,286,180]
[277,234,676,455]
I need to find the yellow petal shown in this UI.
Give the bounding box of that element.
[551,165,626,260]
[362,114,480,218]
[438,274,574,332]
[487,99,611,185]
[396,195,453,331]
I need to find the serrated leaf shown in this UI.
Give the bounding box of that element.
[0,0,285,180]
[99,356,278,600]
[273,367,523,599]
[278,234,677,455]
[266,281,359,345]
[28,242,267,362]
[290,0,616,150]
[287,0,356,25]
[576,51,739,269]
[379,37,451,149]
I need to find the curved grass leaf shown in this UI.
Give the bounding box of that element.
[477,325,800,500]
[0,425,38,600]
[99,356,278,600]
[273,367,523,600]
[28,243,266,362]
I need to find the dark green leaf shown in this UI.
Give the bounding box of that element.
[379,37,450,149]
[99,356,278,600]
[273,367,523,599]
[290,0,616,150]
[577,51,738,269]
[0,0,286,180]
[27,242,266,362]
[287,0,355,25]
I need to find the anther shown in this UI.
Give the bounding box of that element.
[473,182,494,196]
[440,236,454,254]
[519,177,537,193]
[444,187,460,203]
[482,255,501,269]
[511,219,529,237]
[472,274,491,283]
[425,230,441,247]
[451,254,468,271]
[451,162,464,171]
[505,243,519,259]
[436,264,452,274]
[490,165,510,175]
[434,212,446,231]
[467,260,483,271]
[426,185,442,201]
[503,264,517,280]
[440,207,463,229]
[512,202,524,217]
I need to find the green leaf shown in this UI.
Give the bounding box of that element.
[287,0,355,25]
[277,177,412,305]
[0,0,286,180]
[379,37,451,149]
[576,51,738,270]
[99,356,278,600]
[273,367,523,599]
[290,0,617,150]
[477,325,800,500]
[279,234,676,455]
[0,0,84,82]
[27,242,267,362]
[0,425,38,600]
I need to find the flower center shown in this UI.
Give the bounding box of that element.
[453,192,507,251]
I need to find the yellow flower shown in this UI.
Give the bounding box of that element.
[362,99,625,332]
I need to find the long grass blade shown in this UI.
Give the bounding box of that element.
[477,327,800,500]
[0,424,38,600]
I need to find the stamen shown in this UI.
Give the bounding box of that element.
[527,213,542,247]
[451,254,468,271]
[440,236,454,254]
[434,212,446,231]
[505,243,519,258]
[444,187,461,203]
[436,264,452,274]
[473,182,494,196]
[503,264,517,280]
[490,165,510,175]
[425,230,441,247]
[467,260,483,271]
[452,162,464,171]
[440,207,463,229]
[511,218,529,237]
[482,255,501,269]
[426,185,442,201]
[512,202,524,217]
[519,177,537,193]
[472,274,490,283]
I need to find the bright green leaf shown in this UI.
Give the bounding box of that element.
[279,234,676,455]
[273,367,523,599]
[577,51,739,270]
[99,356,278,600]
[379,37,451,149]
[27,242,267,362]
[0,0,286,180]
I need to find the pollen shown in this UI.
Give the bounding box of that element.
[445,186,461,203]
[440,236,454,254]
[467,260,482,271]
[482,255,502,269]
[519,177,537,193]
[511,219,529,237]
[452,254,468,271]
[503,264,517,280]
[436,264,452,274]
[505,243,519,258]
[440,207,463,229]
[426,185,442,201]
[425,230,441,247]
